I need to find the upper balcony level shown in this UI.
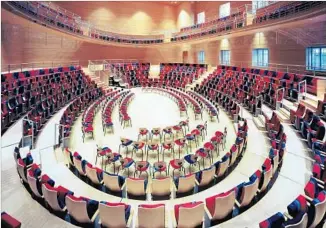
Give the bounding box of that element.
[2,1,326,47]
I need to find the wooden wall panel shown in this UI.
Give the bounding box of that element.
[55,1,178,35]
[194,1,250,22]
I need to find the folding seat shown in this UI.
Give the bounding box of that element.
[307,120,325,148]
[196,165,216,189]
[1,211,22,228]
[173,201,204,228]
[301,115,319,139]
[235,173,260,210]
[290,104,306,126]
[269,149,279,175]
[205,189,235,225]
[126,177,147,200]
[99,201,132,228]
[65,195,99,225]
[150,177,171,200]
[307,190,326,227]
[73,155,87,179]
[173,173,197,197]
[304,178,320,199]
[137,204,165,228]
[27,164,43,199]
[85,163,103,187]
[259,212,286,228]
[215,153,230,179]
[42,181,73,214]
[102,170,125,193]
[258,159,273,194]
[295,108,314,131]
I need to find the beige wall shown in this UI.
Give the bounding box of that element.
[176,2,195,30]
[55,1,177,35]
[186,31,306,67]
[194,1,250,23]
[1,8,182,67]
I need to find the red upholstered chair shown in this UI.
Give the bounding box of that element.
[205,189,235,225]
[99,201,133,228]
[138,128,149,142]
[1,212,21,228]
[138,204,165,228]
[173,201,204,228]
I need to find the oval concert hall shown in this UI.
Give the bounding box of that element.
[1,1,326,228]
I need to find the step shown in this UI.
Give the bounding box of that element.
[257,114,266,126]
[279,107,290,119]
[253,116,265,131]
[300,98,317,111]
[274,110,290,123]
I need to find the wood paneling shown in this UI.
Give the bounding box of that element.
[54,1,178,35]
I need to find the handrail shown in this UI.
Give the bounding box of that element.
[219,62,326,78]
[1,61,80,73]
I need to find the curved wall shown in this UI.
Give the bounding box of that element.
[54,1,178,35]
[2,6,325,69]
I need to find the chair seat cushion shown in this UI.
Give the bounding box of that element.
[170,159,183,169]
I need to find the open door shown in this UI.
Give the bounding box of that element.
[183,51,189,63]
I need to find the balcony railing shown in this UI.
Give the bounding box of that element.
[1,61,80,73]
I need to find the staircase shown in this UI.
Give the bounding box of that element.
[149,65,160,78]
[253,114,266,131]
[82,67,110,91]
[186,66,217,91]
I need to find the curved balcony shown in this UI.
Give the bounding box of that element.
[3,1,326,47]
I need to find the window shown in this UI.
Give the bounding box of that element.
[306,47,326,71]
[197,12,205,24]
[198,51,205,64]
[252,48,269,67]
[220,50,230,65]
[219,2,230,18]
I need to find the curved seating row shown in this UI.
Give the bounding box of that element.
[62,117,246,199]
[1,66,86,133]
[142,87,187,116]
[168,87,203,120]
[59,90,101,144]
[119,91,134,128]
[187,90,220,121]
[81,96,106,142]
[259,112,326,228]
[101,89,127,134]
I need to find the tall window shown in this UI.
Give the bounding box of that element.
[197,12,205,24]
[252,1,276,13]
[220,50,230,65]
[219,2,230,18]
[306,47,326,71]
[198,51,205,64]
[252,48,269,67]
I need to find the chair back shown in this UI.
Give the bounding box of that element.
[85,165,101,185]
[272,153,279,175]
[216,157,229,177]
[309,192,326,228]
[240,178,259,207]
[176,202,204,228]
[138,204,165,228]
[73,158,85,175]
[260,167,272,192]
[206,190,235,220]
[17,159,28,183]
[177,174,195,194]
[199,166,216,186]
[126,178,146,196]
[99,203,126,228]
[42,184,62,211]
[65,148,74,166]
[66,195,91,224]
[27,173,42,198]
[103,173,122,192]
[151,177,171,197]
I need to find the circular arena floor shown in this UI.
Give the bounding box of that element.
[1,86,313,228]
